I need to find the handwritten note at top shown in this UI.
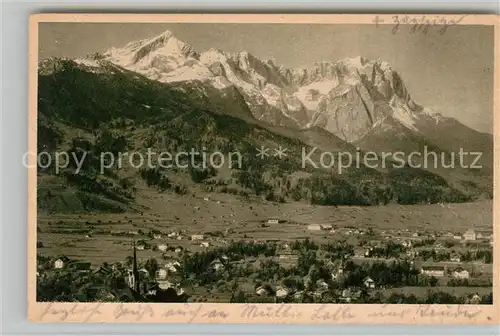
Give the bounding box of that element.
[36,302,489,324]
[372,15,468,35]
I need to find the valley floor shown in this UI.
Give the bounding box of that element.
[36,196,493,304]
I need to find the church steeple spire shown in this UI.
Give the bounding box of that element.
[132,240,140,293]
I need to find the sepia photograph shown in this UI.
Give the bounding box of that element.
[28,14,498,323]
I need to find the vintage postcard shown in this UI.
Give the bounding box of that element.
[28,14,499,324]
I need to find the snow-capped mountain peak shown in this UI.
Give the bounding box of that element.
[97,31,447,141]
[104,30,198,66]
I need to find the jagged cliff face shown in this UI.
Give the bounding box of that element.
[93,30,444,143]
[299,58,422,142]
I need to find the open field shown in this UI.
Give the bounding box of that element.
[37,192,493,265]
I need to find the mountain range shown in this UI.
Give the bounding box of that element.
[36,30,493,214]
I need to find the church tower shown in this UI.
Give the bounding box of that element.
[127,240,141,293]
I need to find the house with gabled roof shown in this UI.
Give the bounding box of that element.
[363,276,376,289]
[451,267,470,279]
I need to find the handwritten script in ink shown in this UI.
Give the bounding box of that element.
[162,304,229,323]
[373,15,468,35]
[39,302,103,322]
[240,304,303,320]
[415,304,483,320]
[37,302,486,323]
[113,303,155,321]
[311,305,356,321]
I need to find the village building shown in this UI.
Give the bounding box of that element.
[307,224,322,231]
[267,218,280,224]
[200,242,210,248]
[363,276,376,289]
[340,288,361,302]
[165,261,181,273]
[167,232,178,238]
[320,224,333,230]
[293,291,304,300]
[331,271,341,281]
[126,269,136,290]
[316,279,329,291]
[191,234,204,241]
[468,294,482,304]
[153,234,162,240]
[176,286,186,296]
[155,268,168,280]
[406,250,416,258]
[54,259,64,269]
[421,265,445,277]
[451,268,470,279]
[453,235,462,240]
[354,248,365,258]
[139,268,149,277]
[147,283,160,296]
[210,259,225,272]
[174,246,184,253]
[275,286,289,299]
[53,257,69,269]
[158,244,168,252]
[450,255,461,263]
[255,286,271,296]
[463,229,476,241]
[365,247,374,257]
[330,264,344,281]
[402,240,412,248]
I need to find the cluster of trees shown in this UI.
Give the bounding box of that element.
[292,238,320,252]
[418,248,493,263]
[37,254,188,303]
[412,239,437,248]
[389,167,471,204]
[321,241,354,259]
[447,278,493,287]
[181,241,278,285]
[342,260,421,288]
[36,129,135,213]
[475,249,493,264]
[368,241,407,259]
[36,255,127,302]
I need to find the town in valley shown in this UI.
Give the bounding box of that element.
[35,22,494,304]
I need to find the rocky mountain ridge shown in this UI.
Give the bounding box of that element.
[97,30,451,143]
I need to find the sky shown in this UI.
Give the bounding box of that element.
[39,23,494,134]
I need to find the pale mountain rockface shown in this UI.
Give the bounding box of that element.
[99,30,476,147]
